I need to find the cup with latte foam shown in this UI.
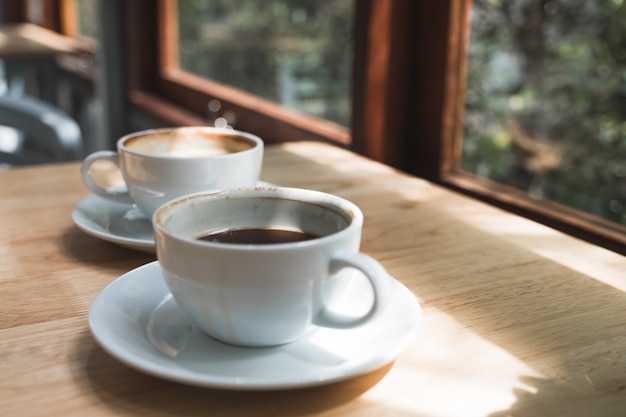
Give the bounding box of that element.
[81,127,263,217]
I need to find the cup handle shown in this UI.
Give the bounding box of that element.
[81,151,133,204]
[314,251,391,329]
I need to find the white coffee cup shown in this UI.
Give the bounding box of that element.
[153,187,392,347]
[81,126,264,217]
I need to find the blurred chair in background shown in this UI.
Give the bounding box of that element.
[0,95,83,166]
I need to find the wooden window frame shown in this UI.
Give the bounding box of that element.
[2,0,62,30]
[5,0,624,254]
[417,0,626,254]
[126,0,354,145]
[99,0,626,255]
[125,0,420,153]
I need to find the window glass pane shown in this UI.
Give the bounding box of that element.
[176,0,354,127]
[75,0,98,40]
[26,0,44,25]
[463,0,626,227]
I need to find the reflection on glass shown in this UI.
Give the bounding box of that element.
[463,0,626,226]
[177,0,354,127]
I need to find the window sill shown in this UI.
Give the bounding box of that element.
[441,171,626,256]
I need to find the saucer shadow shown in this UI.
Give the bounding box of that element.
[73,330,392,416]
[59,226,155,267]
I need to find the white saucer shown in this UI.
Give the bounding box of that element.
[72,194,155,252]
[72,182,275,253]
[89,261,422,390]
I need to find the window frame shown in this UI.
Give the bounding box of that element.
[427,0,626,254]
[126,0,352,145]
[125,0,418,155]
[5,0,624,254]
[2,0,62,30]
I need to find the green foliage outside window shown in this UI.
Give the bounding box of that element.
[177,0,354,127]
[464,0,626,226]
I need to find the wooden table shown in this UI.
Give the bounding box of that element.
[2,141,626,416]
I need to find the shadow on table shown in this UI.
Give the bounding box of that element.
[59,225,155,269]
[409,223,626,416]
[389,205,626,415]
[71,329,392,417]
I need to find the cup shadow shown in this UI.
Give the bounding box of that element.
[59,225,155,269]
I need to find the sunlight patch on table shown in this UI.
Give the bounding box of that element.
[361,308,542,417]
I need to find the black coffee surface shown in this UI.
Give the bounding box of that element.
[197,228,319,244]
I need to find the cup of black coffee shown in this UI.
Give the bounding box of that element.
[153,187,392,347]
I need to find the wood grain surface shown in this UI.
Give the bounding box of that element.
[1,141,625,417]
